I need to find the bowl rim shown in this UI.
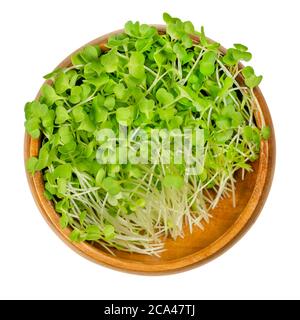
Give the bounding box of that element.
[24,26,276,274]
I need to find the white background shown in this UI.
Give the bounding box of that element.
[0,0,299,300]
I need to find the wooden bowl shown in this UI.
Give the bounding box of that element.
[24,27,276,274]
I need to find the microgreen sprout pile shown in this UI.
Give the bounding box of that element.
[25,13,270,255]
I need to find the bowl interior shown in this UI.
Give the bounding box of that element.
[25,27,275,273]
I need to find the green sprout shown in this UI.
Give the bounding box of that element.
[25,13,269,256]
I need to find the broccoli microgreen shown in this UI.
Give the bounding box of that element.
[25,13,269,256]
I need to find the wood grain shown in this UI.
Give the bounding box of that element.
[24,27,276,274]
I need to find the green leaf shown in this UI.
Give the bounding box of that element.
[139,98,155,117]
[107,34,129,48]
[215,129,233,144]
[42,110,55,128]
[158,107,176,121]
[181,34,193,48]
[103,224,115,240]
[234,43,248,51]
[216,117,231,130]
[116,106,135,126]
[127,165,142,179]
[173,43,188,62]
[79,211,87,225]
[55,106,70,124]
[57,178,67,195]
[85,225,101,241]
[45,182,56,195]
[114,83,127,100]
[220,104,243,128]
[69,229,81,242]
[35,143,49,170]
[183,21,195,34]
[242,66,254,78]
[84,141,95,158]
[169,115,183,129]
[243,126,261,145]
[58,141,77,154]
[24,102,34,120]
[59,212,69,229]
[94,107,108,123]
[25,118,40,139]
[87,73,109,89]
[81,45,99,62]
[78,117,96,132]
[26,157,38,174]
[33,103,48,119]
[83,62,102,79]
[71,53,84,66]
[69,86,82,104]
[25,101,48,120]
[101,52,119,73]
[104,96,115,110]
[53,164,72,180]
[128,52,145,79]
[93,94,105,108]
[55,199,69,214]
[261,126,270,140]
[41,84,61,106]
[219,77,234,97]
[58,126,73,144]
[242,66,263,88]
[199,51,217,76]
[43,68,63,80]
[102,177,121,195]
[231,112,243,127]
[223,49,237,66]
[223,46,252,66]
[166,20,185,40]
[72,106,86,122]
[154,50,166,66]
[135,38,153,52]
[163,175,184,189]
[163,12,174,24]
[80,84,91,100]
[232,50,252,62]
[156,88,174,105]
[103,79,116,94]
[124,21,140,37]
[54,73,69,94]
[44,190,54,200]
[139,24,156,38]
[95,168,106,186]
[199,26,209,47]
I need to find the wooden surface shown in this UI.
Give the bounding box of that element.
[24,27,276,274]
